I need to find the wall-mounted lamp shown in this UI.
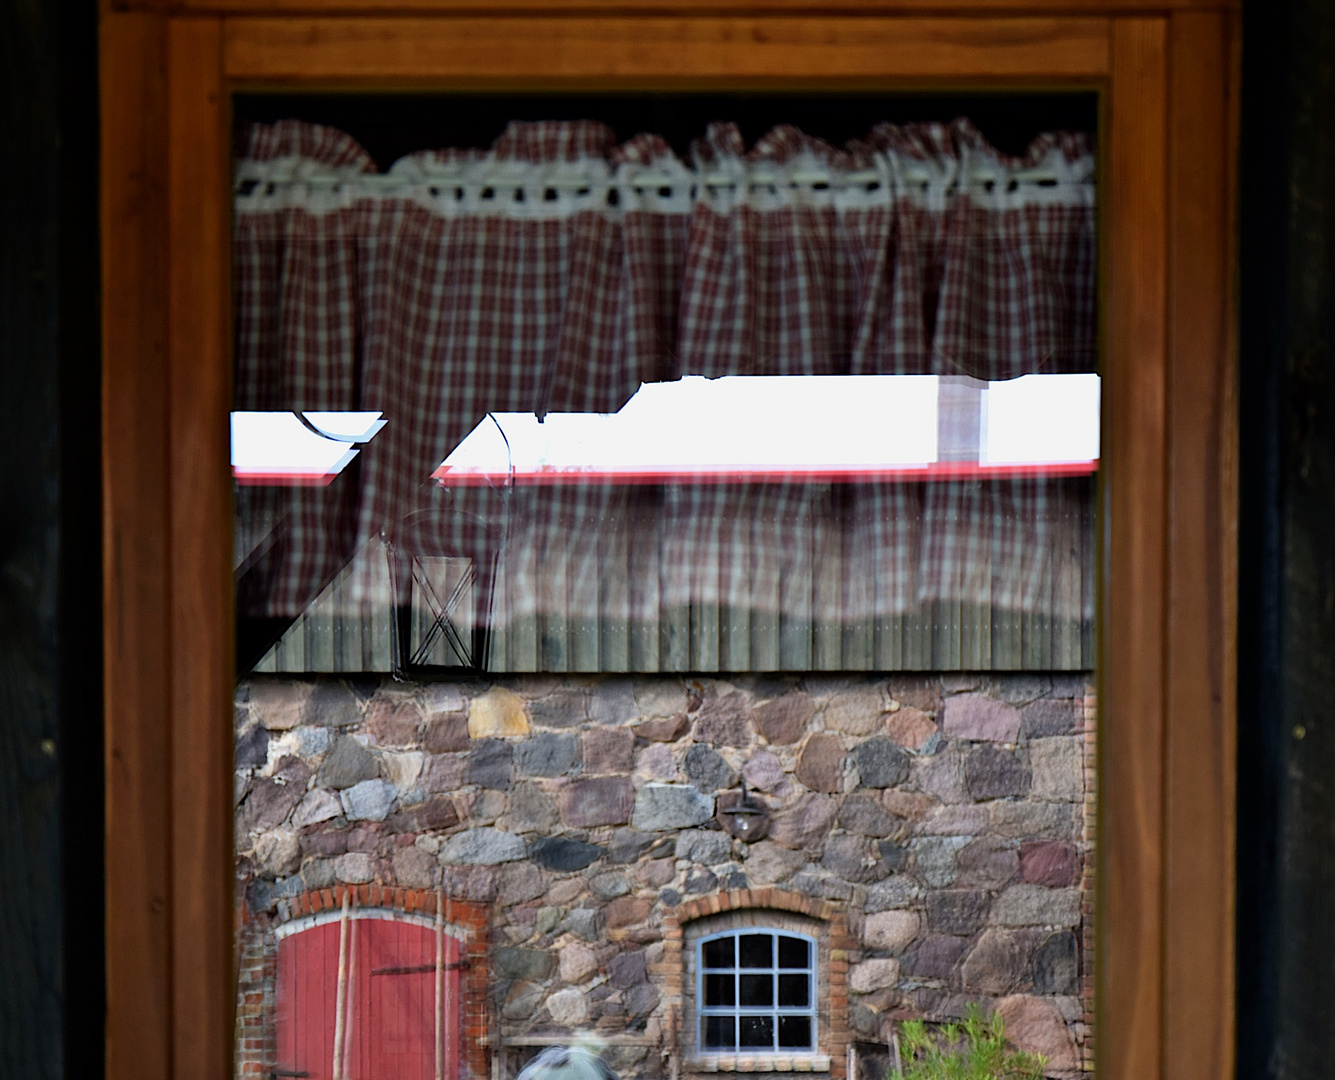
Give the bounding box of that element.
[716,782,770,842]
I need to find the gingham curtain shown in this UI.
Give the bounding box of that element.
[234,117,1095,671]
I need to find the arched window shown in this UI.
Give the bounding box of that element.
[274,909,465,1080]
[696,929,818,1054]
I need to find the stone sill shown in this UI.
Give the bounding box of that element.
[687,1055,831,1073]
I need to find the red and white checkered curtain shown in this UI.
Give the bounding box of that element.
[234,117,1095,671]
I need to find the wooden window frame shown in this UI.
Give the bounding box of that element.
[99,5,1238,1080]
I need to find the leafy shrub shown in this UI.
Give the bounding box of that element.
[891,1005,1046,1080]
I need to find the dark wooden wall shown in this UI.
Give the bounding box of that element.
[0,0,101,1077]
[1237,0,1335,1075]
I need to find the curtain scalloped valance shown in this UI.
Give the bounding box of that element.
[234,118,1095,674]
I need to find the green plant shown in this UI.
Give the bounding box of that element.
[890,1005,1047,1080]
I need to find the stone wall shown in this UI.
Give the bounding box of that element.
[234,673,1095,1079]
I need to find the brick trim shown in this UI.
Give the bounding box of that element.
[239,886,492,1080]
[660,890,853,1080]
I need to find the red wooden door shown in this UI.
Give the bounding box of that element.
[276,915,462,1080]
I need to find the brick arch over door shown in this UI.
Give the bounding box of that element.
[271,887,490,1080]
[660,888,854,1080]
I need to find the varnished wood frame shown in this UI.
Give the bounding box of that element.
[99,9,1237,1080]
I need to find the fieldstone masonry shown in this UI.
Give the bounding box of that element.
[235,674,1095,1079]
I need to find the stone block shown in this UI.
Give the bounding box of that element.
[501,782,559,834]
[609,949,647,988]
[300,826,348,858]
[366,698,422,747]
[529,689,587,729]
[694,691,754,748]
[546,986,588,1026]
[387,794,459,832]
[796,734,845,793]
[292,788,343,828]
[632,783,713,831]
[862,910,920,954]
[439,827,526,865]
[753,692,816,745]
[684,744,738,793]
[529,836,605,872]
[516,732,579,777]
[502,981,544,1021]
[988,801,1079,841]
[584,726,634,774]
[838,794,902,838]
[468,739,514,790]
[925,890,991,935]
[251,681,311,731]
[341,779,397,822]
[911,836,970,888]
[469,687,531,738]
[421,753,466,794]
[866,875,920,912]
[303,681,363,728]
[636,742,681,781]
[1021,698,1080,737]
[942,696,1022,743]
[604,896,651,930]
[441,866,497,902]
[590,872,631,899]
[850,958,901,993]
[1032,931,1078,995]
[424,713,469,753]
[253,828,301,877]
[822,835,887,884]
[499,862,546,904]
[640,857,675,887]
[590,680,639,725]
[559,907,604,941]
[742,841,806,885]
[767,793,840,852]
[1029,737,1084,801]
[990,885,1082,928]
[960,929,1037,995]
[902,935,970,981]
[741,749,785,792]
[675,829,731,865]
[423,684,466,713]
[624,982,660,1017]
[242,757,312,832]
[607,828,656,864]
[496,946,553,980]
[633,715,689,743]
[954,837,1020,889]
[565,777,635,827]
[822,687,884,736]
[884,707,937,751]
[392,845,439,888]
[318,735,379,790]
[559,942,600,984]
[994,995,1079,1074]
[915,745,968,805]
[964,745,1032,801]
[334,852,375,884]
[1019,840,1080,887]
[851,738,910,789]
[235,725,269,769]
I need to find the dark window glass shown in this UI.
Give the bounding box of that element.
[778,974,809,1007]
[778,1016,812,1049]
[739,1016,774,1048]
[740,974,772,1007]
[778,936,809,969]
[704,1017,735,1050]
[705,974,735,1006]
[704,937,735,969]
[739,934,772,968]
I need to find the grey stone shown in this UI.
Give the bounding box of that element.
[590,872,632,899]
[684,868,718,893]
[236,725,269,769]
[318,735,379,790]
[292,788,343,828]
[877,839,910,872]
[925,890,992,935]
[392,846,439,888]
[955,837,1020,889]
[964,745,1031,801]
[837,794,903,838]
[866,876,921,912]
[659,888,682,907]
[996,675,1052,704]
[608,950,647,988]
[624,982,660,1017]
[911,836,971,888]
[1021,698,1080,737]
[440,866,497,902]
[564,777,635,827]
[1029,737,1083,802]
[292,726,332,758]
[795,734,845,793]
[990,885,1082,928]
[302,859,337,890]
[684,744,738,793]
[852,738,910,789]
[500,782,559,834]
[676,829,732,865]
[334,852,375,884]
[559,907,604,941]
[591,680,639,725]
[516,732,579,777]
[902,935,970,980]
[790,872,854,902]
[961,929,1039,995]
[607,828,656,864]
[850,957,901,993]
[584,727,634,774]
[502,981,545,1020]
[988,801,1080,841]
[469,739,514,789]
[305,681,363,728]
[423,683,467,714]
[464,788,506,824]
[821,835,887,883]
[546,986,588,1026]
[340,779,397,822]
[530,690,588,728]
[752,693,816,745]
[1032,932,1078,994]
[768,793,840,852]
[439,827,526,865]
[253,828,301,877]
[915,745,968,805]
[693,691,754,748]
[530,836,604,872]
[632,783,713,831]
[496,947,553,980]
[918,805,989,836]
[742,841,806,885]
[499,862,546,904]
[822,687,885,736]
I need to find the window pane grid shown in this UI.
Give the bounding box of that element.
[698,932,816,1053]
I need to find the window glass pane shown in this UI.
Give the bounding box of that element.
[738,934,772,968]
[777,936,809,970]
[778,974,809,1007]
[739,1016,774,1049]
[705,974,735,1007]
[704,937,735,970]
[739,974,773,1007]
[778,1017,812,1049]
[704,1017,736,1050]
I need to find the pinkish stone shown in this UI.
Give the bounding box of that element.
[795,733,845,793]
[633,715,690,743]
[1019,840,1080,887]
[366,699,423,747]
[753,692,816,745]
[767,793,840,852]
[994,995,1080,1075]
[694,691,754,748]
[424,713,469,753]
[942,696,1022,743]
[742,749,786,792]
[583,726,634,774]
[885,707,938,750]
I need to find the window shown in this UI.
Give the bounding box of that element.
[697,931,817,1054]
